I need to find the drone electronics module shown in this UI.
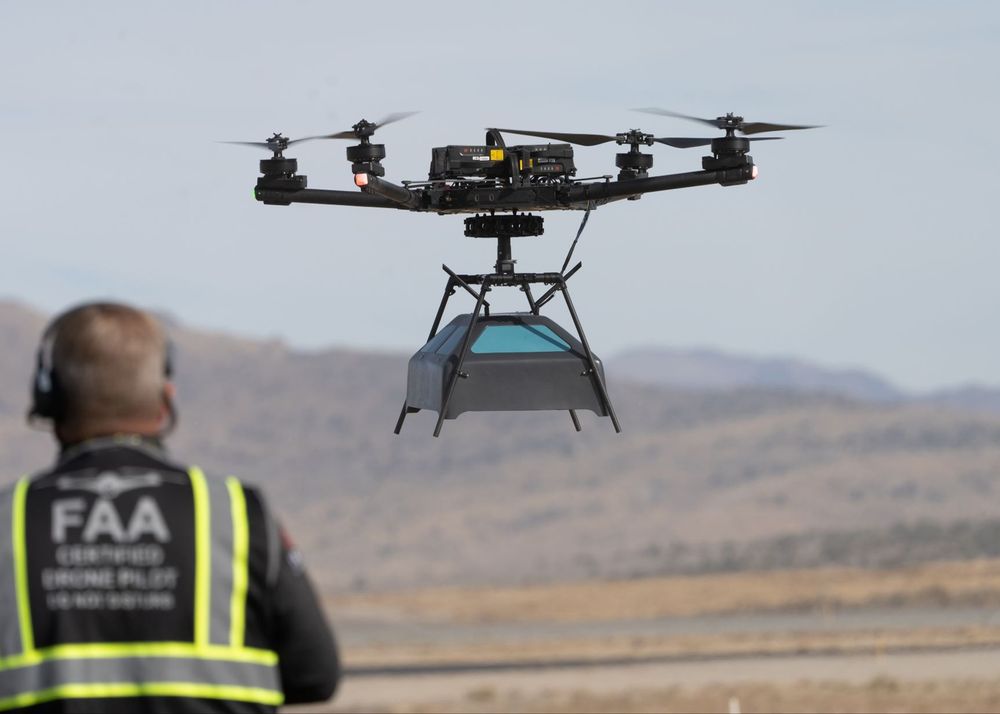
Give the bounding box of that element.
[228,109,819,436]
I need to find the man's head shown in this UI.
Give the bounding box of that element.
[30,302,175,445]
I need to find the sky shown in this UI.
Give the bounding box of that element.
[1,1,998,392]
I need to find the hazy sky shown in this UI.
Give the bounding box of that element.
[1,1,997,391]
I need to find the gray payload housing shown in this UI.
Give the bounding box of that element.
[405,312,609,419]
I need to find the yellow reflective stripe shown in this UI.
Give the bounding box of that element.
[12,478,34,655]
[188,467,210,647]
[0,681,283,710]
[226,477,249,648]
[0,642,279,670]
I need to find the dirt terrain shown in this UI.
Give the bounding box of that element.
[323,651,1000,713]
[303,560,1000,712]
[328,559,1000,624]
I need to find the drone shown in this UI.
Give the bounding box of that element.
[229,109,819,436]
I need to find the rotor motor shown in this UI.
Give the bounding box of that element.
[615,151,654,181]
[257,156,307,194]
[703,136,753,183]
[614,129,655,185]
[259,157,298,178]
[347,142,387,177]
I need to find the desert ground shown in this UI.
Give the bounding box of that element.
[295,560,1000,712]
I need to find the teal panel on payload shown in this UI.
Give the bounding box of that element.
[471,324,571,354]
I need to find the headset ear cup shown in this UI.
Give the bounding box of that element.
[29,335,64,422]
[164,340,174,380]
[29,361,57,420]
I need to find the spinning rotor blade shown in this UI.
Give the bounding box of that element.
[636,107,720,129]
[493,128,618,146]
[311,130,356,140]
[220,141,276,149]
[219,137,311,150]
[739,121,819,135]
[375,111,420,128]
[304,111,420,141]
[653,137,714,148]
[496,129,778,150]
[635,107,821,135]
[654,136,785,148]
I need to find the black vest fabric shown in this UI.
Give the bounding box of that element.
[0,438,283,714]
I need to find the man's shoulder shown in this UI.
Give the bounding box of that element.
[190,469,273,526]
[192,468,265,497]
[0,477,22,500]
[0,463,54,496]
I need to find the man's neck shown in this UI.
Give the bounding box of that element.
[58,433,166,462]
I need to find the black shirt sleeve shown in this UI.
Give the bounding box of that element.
[268,527,341,704]
[229,483,339,707]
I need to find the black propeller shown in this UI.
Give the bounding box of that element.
[223,112,418,155]
[220,133,310,156]
[492,129,621,147]
[634,107,821,135]
[301,111,419,141]
[492,128,780,149]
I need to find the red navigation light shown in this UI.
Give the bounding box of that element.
[751,165,759,180]
[354,173,369,187]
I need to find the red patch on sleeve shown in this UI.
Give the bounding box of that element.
[279,526,296,551]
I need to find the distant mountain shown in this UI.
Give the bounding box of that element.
[920,385,1000,416]
[610,346,904,402]
[611,346,1000,417]
[4,299,1000,592]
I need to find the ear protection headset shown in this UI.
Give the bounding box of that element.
[28,303,175,428]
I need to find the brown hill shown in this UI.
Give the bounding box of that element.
[611,346,903,402]
[612,346,1000,416]
[3,300,1000,592]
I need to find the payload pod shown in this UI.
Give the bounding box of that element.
[397,312,612,432]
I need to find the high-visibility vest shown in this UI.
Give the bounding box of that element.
[0,467,283,711]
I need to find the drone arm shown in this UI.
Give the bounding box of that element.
[355,174,425,210]
[565,164,756,202]
[253,187,402,209]
[252,164,756,211]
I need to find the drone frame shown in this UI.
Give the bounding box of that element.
[249,116,760,214]
[234,111,819,434]
[253,161,758,213]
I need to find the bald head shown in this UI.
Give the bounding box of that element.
[48,303,173,443]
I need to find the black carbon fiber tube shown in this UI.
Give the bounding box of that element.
[358,175,424,209]
[254,187,401,208]
[563,165,755,203]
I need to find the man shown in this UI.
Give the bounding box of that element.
[0,302,340,712]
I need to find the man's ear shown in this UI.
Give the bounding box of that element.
[159,381,178,436]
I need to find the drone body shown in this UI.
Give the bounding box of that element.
[428,141,576,184]
[249,116,774,214]
[230,110,819,435]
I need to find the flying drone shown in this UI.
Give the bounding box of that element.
[229,108,820,436]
